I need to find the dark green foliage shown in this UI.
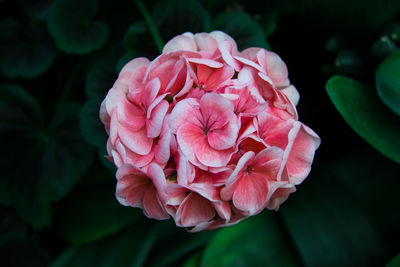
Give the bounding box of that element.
[18,0,54,20]
[1,0,400,266]
[202,213,300,266]
[386,254,400,267]
[0,19,57,78]
[153,0,211,41]
[212,12,270,50]
[280,164,389,266]
[0,85,93,228]
[47,0,108,54]
[326,76,400,164]
[376,49,400,117]
[50,223,157,267]
[54,179,142,244]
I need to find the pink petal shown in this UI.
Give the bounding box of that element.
[147,163,168,202]
[232,172,269,215]
[177,123,205,164]
[239,47,261,60]
[120,57,150,78]
[218,41,241,71]
[169,98,202,133]
[99,100,110,131]
[186,182,220,202]
[203,65,234,90]
[266,184,296,211]
[109,112,119,145]
[154,122,172,165]
[146,100,169,138]
[143,186,169,219]
[147,56,176,89]
[257,50,290,88]
[234,55,264,73]
[252,147,284,169]
[111,149,123,168]
[176,151,196,185]
[196,64,213,87]
[280,85,300,106]
[237,136,266,155]
[207,115,239,150]
[256,112,295,149]
[115,140,154,168]
[174,70,195,99]
[210,31,238,54]
[177,193,215,227]
[117,98,146,131]
[116,164,149,207]
[118,125,153,155]
[188,58,224,68]
[194,32,219,52]
[200,93,234,131]
[284,122,321,185]
[177,123,234,168]
[142,78,161,108]
[164,59,185,93]
[147,93,169,120]
[220,151,255,201]
[162,33,197,53]
[105,87,126,117]
[213,200,231,222]
[194,138,234,168]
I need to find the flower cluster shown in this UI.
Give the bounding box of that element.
[100,31,320,232]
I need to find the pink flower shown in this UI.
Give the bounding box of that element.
[256,107,321,185]
[116,164,169,219]
[169,93,240,168]
[100,31,320,231]
[221,147,283,215]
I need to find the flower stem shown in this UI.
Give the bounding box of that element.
[135,0,164,53]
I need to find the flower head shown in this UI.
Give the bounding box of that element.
[100,31,320,231]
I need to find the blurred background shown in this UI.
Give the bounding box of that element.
[0,0,399,266]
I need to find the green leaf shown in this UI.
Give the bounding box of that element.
[50,223,157,267]
[201,213,300,267]
[153,0,211,41]
[80,45,121,171]
[326,75,400,164]
[0,85,93,228]
[0,19,57,78]
[260,13,278,38]
[181,252,201,267]
[85,46,121,100]
[54,179,141,244]
[47,0,108,54]
[280,164,388,266]
[18,0,53,20]
[376,49,400,117]
[80,99,106,148]
[330,146,400,246]
[386,254,400,267]
[146,220,213,267]
[212,12,270,51]
[123,20,149,53]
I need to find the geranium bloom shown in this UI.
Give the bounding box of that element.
[100,31,320,232]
